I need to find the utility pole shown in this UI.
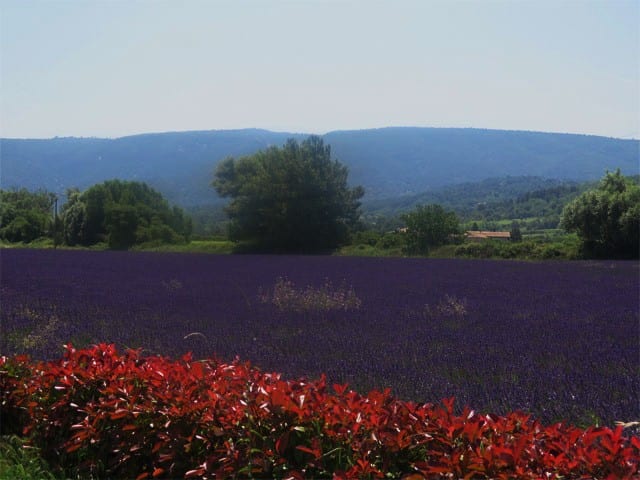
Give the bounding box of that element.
[52,194,59,249]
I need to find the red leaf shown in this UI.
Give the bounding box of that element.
[111,409,130,420]
[271,389,292,409]
[66,443,83,453]
[158,453,174,463]
[152,467,164,477]
[283,471,305,480]
[296,445,321,459]
[276,431,290,455]
[185,468,206,478]
[333,383,349,395]
[191,361,204,379]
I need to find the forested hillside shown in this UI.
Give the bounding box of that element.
[362,176,576,217]
[0,130,305,206]
[361,176,592,232]
[324,128,638,198]
[2,128,637,207]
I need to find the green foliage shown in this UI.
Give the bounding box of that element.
[376,231,406,250]
[401,204,460,255]
[60,180,193,249]
[338,229,406,257]
[184,204,228,237]
[510,221,523,242]
[132,239,234,254]
[453,235,581,260]
[0,435,57,480]
[60,188,86,246]
[0,189,55,243]
[105,203,139,249]
[213,136,364,252]
[350,230,381,247]
[2,214,42,243]
[561,170,639,258]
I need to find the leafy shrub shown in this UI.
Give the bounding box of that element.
[0,435,56,480]
[454,241,500,259]
[376,231,406,250]
[259,277,362,312]
[402,204,460,255]
[561,170,639,259]
[0,188,54,243]
[1,215,45,243]
[454,238,581,260]
[136,220,185,245]
[350,230,381,247]
[2,345,639,479]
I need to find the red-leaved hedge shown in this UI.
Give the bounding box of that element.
[1,344,638,479]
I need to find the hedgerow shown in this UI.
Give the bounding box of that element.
[2,344,638,479]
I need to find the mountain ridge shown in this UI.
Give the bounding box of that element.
[6,125,633,141]
[1,127,637,206]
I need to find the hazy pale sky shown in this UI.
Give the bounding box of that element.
[1,0,638,139]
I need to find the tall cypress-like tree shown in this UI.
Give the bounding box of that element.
[213,136,364,252]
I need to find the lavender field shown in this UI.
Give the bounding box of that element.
[1,248,638,428]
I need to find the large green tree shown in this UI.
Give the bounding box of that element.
[213,136,364,252]
[560,170,639,258]
[60,180,192,249]
[401,204,460,255]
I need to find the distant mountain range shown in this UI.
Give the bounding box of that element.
[1,127,638,206]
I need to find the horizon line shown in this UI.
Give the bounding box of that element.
[2,125,638,142]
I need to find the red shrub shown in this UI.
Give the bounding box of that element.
[1,344,638,479]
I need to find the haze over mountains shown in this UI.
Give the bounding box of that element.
[1,127,638,207]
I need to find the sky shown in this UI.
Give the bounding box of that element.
[1,0,638,139]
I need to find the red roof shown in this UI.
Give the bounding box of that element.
[465,231,511,239]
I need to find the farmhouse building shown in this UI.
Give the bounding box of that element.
[465,231,511,241]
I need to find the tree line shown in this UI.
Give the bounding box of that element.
[1,136,637,258]
[1,180,192,249]
[0,189,56,243]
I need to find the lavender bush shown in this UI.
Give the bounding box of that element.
[1,249,638,428]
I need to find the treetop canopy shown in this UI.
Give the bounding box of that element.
[213,136,364,253]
